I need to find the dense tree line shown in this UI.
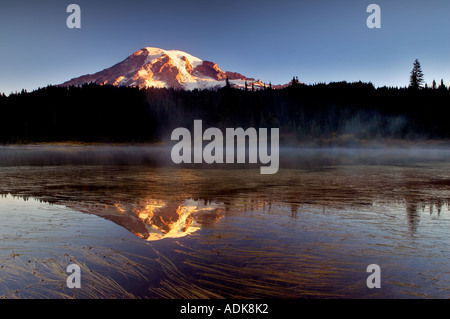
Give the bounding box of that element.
[0,81,449,144]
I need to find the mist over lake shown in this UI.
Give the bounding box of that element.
[0,145,448,298]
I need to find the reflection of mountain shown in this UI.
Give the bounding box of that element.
[0,150,449,239]
[65,199,224,241]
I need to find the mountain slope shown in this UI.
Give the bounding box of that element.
[61,47,264,90]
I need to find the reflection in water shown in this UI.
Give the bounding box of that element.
[0,146,449,298]
[66,199,224,241]
[405,200,420,234]
[1,164,449,239]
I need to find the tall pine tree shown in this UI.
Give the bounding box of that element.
[409,59,424,89]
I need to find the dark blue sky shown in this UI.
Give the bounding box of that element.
[1,0,449,94]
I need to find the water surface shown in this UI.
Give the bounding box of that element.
[0,146,448,298]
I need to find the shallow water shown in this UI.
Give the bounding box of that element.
[0,146,448,298]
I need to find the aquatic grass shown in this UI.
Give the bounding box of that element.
[0,245,156,299]
[149,247,225,299]
[147,239,356,299]
[76,246,152,281]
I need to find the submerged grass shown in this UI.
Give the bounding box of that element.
[0,245,154,299]
[149,248,224,299]
[148,240,358,299]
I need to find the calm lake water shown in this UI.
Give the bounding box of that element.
[0,146,448,298]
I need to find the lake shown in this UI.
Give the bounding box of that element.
[0,145,448,298]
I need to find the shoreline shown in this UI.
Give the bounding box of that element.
[1,138,450,149]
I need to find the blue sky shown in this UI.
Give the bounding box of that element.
[0,0,449,94]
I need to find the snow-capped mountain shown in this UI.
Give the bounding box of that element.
[61,47,268,90]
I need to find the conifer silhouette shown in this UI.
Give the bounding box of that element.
[409,59,424,89]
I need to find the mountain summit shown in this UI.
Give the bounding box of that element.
[61,47,263,90]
